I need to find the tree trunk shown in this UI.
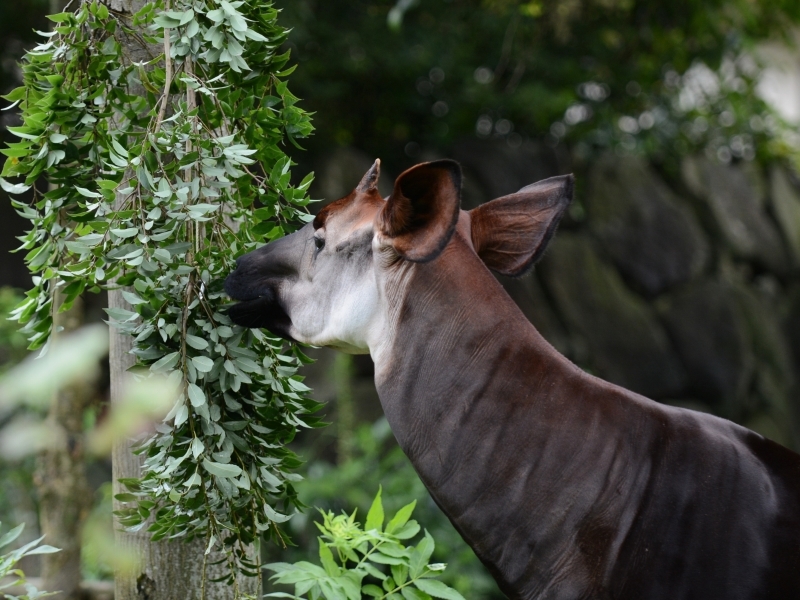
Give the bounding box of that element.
[35,295,93,600]
[105,1,257,598]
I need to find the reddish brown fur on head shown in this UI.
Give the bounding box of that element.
[313,163,385,232]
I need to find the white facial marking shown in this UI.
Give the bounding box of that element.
[282,220,388,355]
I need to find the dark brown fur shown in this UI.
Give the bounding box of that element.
[227,160,800,600]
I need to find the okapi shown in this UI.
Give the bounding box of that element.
[225,159,800,600]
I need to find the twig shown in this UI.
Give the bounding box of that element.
[154,1,173,134]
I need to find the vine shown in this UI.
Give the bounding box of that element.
[1,0,322,580]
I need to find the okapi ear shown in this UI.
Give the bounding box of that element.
[356,159,381,192]
[378,160,462,262]
[469,174,573,277]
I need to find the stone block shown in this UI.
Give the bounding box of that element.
[660,279,754,412]
[587,154,709,295]
[539,233,686,398]
[681,156,787,271]
[769,165,800,266]
[497,271,570,355]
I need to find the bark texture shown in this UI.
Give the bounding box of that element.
[35,296,93,600]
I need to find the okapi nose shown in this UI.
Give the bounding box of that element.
[225,250,265,300]
[225,224,310,300]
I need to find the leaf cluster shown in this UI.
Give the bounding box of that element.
[266,488,464,600]
[0,521,59,600]
[1,0,319,580]
[277,419,500,598]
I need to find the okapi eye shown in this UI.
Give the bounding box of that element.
[314,236,325,252]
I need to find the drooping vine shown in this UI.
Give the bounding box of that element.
[1,0,322,578]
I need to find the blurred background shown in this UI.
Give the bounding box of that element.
[2,0,800,598]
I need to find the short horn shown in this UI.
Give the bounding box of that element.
[356,159,381,192]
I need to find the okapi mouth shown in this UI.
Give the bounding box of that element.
[225,285,294,341]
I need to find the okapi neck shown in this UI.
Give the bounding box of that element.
[373,236,577,455]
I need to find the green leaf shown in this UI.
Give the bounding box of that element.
[0,523,25,549]
[185,334,208,350]
[192,356,214,372]
[114,493,138,503]
[413,579,465,600]
[264,504,293,523]
[402,588,432,600]
[46,11,72,22]
[318,541,339,577]
[150,351,180,372]
[0,177,31,194]
[187,383,206,407]
[363,584,384,598]
[386,500,417,535]
[371,553,405,566]
[394,521,421,540]
[25,544,60,556]
[409,532,435,578]
[111,228,139,239]
[190,438,204,458]
[184,472,201,487]
[391,564,408,586]
[174,404,188,427]
[74,186,103,198]
[365,486,384,532]
[202,459,242,478]
[121,290,147,305]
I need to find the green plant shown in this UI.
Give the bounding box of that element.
[280,420,501,598]
[1,0,321,578]
[0,522,58,600]
[266,488,465,600]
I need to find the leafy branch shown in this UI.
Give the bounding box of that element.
[0,522,59,600]
[1,0,321,581]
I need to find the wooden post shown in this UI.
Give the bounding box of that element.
[35,298,93,600]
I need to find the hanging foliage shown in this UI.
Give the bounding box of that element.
[1,0,322,577]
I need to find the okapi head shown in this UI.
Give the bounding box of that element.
[224,159,572,352]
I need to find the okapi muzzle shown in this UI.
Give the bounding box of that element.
[226,159,800,600]
[225,224,303,338]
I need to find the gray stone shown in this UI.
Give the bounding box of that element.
[783,285,800,441]
[660,279,754,412]
[451,139,562,208]
[730,282,793,394]
[587,154,709,295]
[769,166,800,266]
[729,280,795,445]
[497,272,570,355]
[786,285,800,377]
[539,233,687,398]
[681,156,787,271]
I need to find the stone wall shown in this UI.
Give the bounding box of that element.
[306,142,800,451]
